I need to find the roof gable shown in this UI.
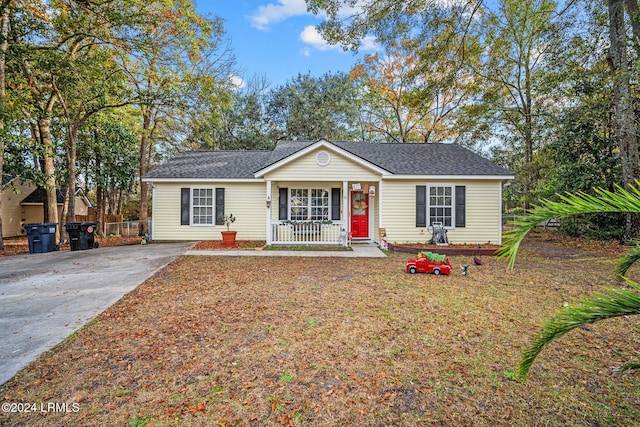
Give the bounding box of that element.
[254,140,390,177]
[21,188,66,205]
[20,187,92,206]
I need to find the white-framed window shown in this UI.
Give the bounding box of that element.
[290,188,330,220]
[191,187,214,225]
[428,185,454,228]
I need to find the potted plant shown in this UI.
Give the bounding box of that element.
[220,213,236,246]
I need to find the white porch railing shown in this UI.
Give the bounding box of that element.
[270,221,345,245]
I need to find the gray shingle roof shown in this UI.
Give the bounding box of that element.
[143,141,512,180]
[332,141,512,176]
[143,150,272,179]
[21,188,67,204]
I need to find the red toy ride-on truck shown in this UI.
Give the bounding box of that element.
[406,251,453,275]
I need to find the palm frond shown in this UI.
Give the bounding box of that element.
[617,361,640,373]
[498,182,640,269]
[516,278,640,380]
[615,244,640,279]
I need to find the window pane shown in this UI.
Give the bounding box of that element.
[291,188,329,220]
[192,188,214,225]
[291,206,308,220]
[428,186,453,228]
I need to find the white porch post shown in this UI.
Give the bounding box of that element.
[150,183,155,240]
[343,180,349,246]
[266,180,272,245]
[378,180,383,231]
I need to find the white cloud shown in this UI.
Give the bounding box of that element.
[299,25,378,54]
[249,0,309,30]
[229,74,245,90]
[299,25,337,51]
[359,35,378,51]
[249,1,379,53]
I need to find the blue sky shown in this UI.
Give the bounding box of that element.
[196,0,378,88]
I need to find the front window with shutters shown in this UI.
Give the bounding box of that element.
[429,185,454,227]
[290,188,330,220]
[192,188,214,225]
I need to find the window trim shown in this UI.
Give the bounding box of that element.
[288,187,332,221]
[190,186,216,226]
[426,184,456,230]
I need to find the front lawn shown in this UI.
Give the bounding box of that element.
[1,234,639,426]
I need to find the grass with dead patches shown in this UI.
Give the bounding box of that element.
[1,237,639,426]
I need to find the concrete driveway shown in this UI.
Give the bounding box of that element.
[0,242,192,385]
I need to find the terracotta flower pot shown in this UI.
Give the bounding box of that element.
[221,231,237,246]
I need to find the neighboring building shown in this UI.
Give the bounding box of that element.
[1,177,91,237]
[142,140,514,245]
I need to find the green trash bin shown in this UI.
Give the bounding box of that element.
[23,223,58,254]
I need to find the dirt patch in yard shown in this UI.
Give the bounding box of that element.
[1,232,639,426]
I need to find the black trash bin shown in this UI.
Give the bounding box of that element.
[23,223,58,254]
[65,221,98,251]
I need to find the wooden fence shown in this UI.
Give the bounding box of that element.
[75,208,122,224]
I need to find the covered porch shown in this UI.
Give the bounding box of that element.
[265,180,381,246]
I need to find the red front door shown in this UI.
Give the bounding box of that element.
[350,191,369,238]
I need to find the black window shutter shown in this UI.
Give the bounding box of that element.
[331,188,341,220]
[215,188,225,225]
[279,188,288,220]
[416,185,427,227]
[455,185,466,227]
[180,188,190,225]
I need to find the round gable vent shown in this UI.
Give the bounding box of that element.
[316,150,331,166]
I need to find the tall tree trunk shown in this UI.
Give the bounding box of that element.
[38,117,60,242]
[66,125,78,224]
[96,186,105,237]
[138,105,155,235]
[61,186,69,242]
[608,0,640,240]
[0,4,8,250]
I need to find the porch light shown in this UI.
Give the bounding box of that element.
[266,194,271,208]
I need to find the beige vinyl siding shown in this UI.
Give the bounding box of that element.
[22,197,89,227]
[73,197,90,216]
[2,182,34,236]
[22,206,47,226]
[152,182,267,241]
[264,148,381,182]
[381,179,503,245]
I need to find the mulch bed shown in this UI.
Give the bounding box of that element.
[190,240,267,250]
[388,242,501,256]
